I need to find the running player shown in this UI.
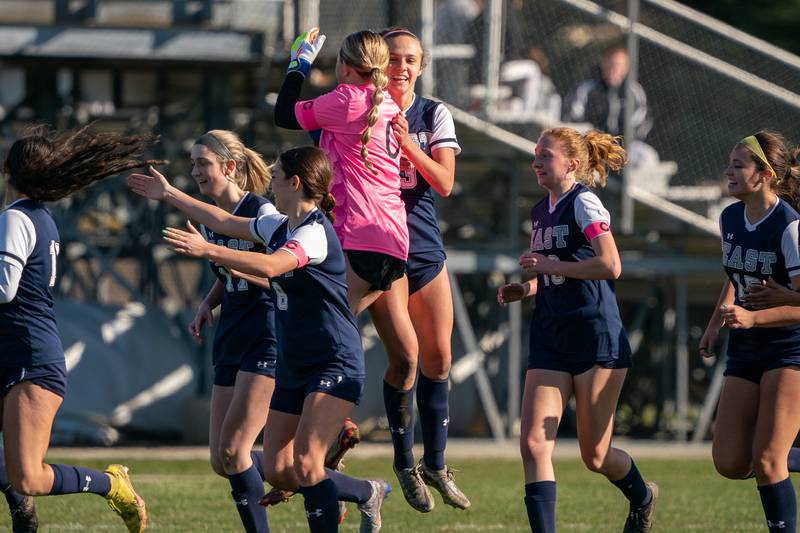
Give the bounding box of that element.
[367,27,469,512]
[497,127,657,533]
[0,126,152,532]
[128,146,389,533]
[699,131,800,533]
[186,130,275,533]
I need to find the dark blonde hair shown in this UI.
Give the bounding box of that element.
[6,125,161,202]
[540,127,627,187]
[194,130,271,196]
[740,130,800,210]
[339,30,390,174]
[278,146,335,223]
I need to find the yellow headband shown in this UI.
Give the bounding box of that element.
[740,135,777,180]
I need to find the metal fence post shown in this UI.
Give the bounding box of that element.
[621,0,640,234]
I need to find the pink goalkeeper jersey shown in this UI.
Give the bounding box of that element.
[295,83,408,260]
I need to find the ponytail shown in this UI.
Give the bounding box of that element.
[241,147,271,196]
[740,131,800,211]
[582,131,627,188]
[319,191,336,223]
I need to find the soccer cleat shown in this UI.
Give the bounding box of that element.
[622,481,659,533]
[104,464,147,533]
[260,488,294,507]
[10,496,38,533]
[357,480,391,533]
[393,464,434,513]
[325,417,361,469]
[418,460,471,510]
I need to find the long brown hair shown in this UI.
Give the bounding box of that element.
[740,130,800,210]
[6,125,162,202]
[339,30,390,174]
[278,146,335,223]
[540,127,627,188]
[194,130,271,195]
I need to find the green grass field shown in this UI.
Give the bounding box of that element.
[5,456,780,532]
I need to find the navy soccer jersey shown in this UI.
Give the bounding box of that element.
[0,199,64,367]
[250,208,364,387]
[528,183,629,360]
[399,95,460,259]
[719,199,800,362]
[200,193,278,370]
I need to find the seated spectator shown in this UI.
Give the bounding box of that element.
[563,44,652,140]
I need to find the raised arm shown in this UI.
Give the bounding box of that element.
[275,28,326,130]
[127,167,254,240]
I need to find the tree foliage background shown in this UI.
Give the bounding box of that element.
[683,0,800,54]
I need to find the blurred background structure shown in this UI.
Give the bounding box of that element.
[0,0,797,446]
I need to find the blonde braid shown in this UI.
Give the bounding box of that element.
[360,67,388,174]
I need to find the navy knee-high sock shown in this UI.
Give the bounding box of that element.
[417,374,449,471]
[524,481,556,533]
[325,468,372,504]
[0,450,24,507]
[609,459,651,510]
[788,448,800,473]
[758,477,797,533]
[229,464,269,533]
[48,464,111,496]
[383,380,415,470]
[250,450,265,480]
[298,478,339,533]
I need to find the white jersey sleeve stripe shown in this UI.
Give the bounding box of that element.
[781,220,800,276]
[0,209,36,268]
[288,221,328,266]
[574,191,611,240]
[430,104,461,156]
[250,211,288,245]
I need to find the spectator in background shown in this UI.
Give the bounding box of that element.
[434,0,481,107]
[563,44,652,140]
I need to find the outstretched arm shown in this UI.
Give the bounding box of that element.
[128,167,254,240]
[164,222,298,279]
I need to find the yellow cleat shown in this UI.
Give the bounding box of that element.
[104,464,147,532]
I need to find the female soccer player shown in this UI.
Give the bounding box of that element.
[497,127,657,533]
[128,146,389,533]
[273,28,408,315]
[699,131,800,533]
[273,28,423,514]
[0,126,151,532]
[364,27,469,513]
[186,130,275,533]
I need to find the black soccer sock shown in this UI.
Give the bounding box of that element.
[48,464,111,496]
[758,477,797,533]
[298,478,339,533]
[417,374,449,471]
[0,450,24,507]
[609,459,651,510]
[524,481,556,533]
[325,468,372,504]
[229,464,269,533]
[383,380,415,470]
